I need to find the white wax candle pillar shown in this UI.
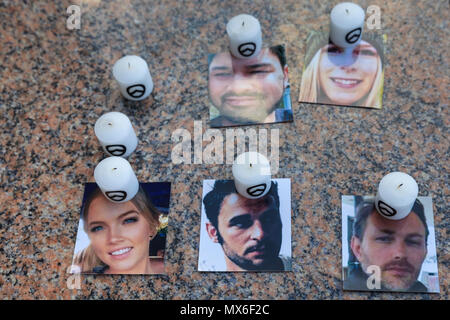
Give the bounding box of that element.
[94,157,139,203]
[112,55,153,101]
[330,2,365,48]
[227,14,262,59]
[94,112,138,158]
[375,172,419,220]
[232,152,271,199]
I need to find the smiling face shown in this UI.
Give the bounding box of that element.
[208,48,287,124]
[318,40,379,105]
[86,195,152,274]
[351,210,427,291]
[206,193,282,271]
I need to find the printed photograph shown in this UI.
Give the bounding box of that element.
[198,178,292,272]
[299,31,386,109]
[342,195,440,292]
[70,182,171,275]
[208,45,293,127]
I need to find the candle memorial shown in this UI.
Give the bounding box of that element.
[113,55,153,101]
[329,2,365,49]
[94,156,139,203]
[94,111,138,158]
[375,172,419,220]
[232,151,271,199]
[226,14,262,59]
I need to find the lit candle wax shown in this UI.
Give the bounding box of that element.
[112,55,153,101]
[226,14,262,59]
[232,152,271,199]
[94,156,139,203]
[330,2,365,48]
[375,172,419,220]
[94,111,138,158]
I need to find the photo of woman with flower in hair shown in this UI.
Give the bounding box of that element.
[71,182,171,275]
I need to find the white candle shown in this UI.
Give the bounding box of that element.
[226,14,262,59]
[330,2,365,48]
[232,152,271,199]
[375,172,419,220]
[94,112,138,158]
[94,156,139,203]
[112,55,153,101]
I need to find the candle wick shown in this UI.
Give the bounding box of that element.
[113,168,117,170]
[128,62,130,69]
[346,9,349,14]
[108,122,112,126]
[398,183,403,189]
[250,163,252,167]
[242,21,244,27]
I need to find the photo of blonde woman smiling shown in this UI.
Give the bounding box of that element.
[319,41,380,105]
[73,185,165,274]
[299,32,385,109]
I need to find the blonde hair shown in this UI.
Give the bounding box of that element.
[299,47,384,109]
[73,185,161,273]
[299,50,321,103]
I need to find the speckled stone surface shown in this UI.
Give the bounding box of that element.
[0,0,448,299]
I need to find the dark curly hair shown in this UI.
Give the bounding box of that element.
[203,180,280,231]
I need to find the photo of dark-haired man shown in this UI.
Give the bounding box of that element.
[198,179,291,272]
[342,195,440,293]
[208,45,293,127]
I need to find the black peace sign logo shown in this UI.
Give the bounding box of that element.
[126,84,146,98]
[238,42,257,57]
[105,144,127,156]
[105,190,127,202]
[345,27,362,44]
[246,183,267,197]
[377,200,397,217]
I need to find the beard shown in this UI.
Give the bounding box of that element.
[212,92,283,124]
[220,239,280,271]
[380,270,420,291]
[362,258,420,291]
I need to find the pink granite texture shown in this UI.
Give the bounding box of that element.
[0,0,448,299]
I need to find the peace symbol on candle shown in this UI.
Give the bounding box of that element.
[376,200,397,217]
[246,183,267,197]
[105,144,127,156]
[345,27,362,44]
[126,84,146,99]
[238,42,257,57]
[105,190,128,202]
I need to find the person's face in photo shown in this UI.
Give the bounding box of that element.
[351,211,428,291]
[209,48,288,124]
[86,195,153,274]
[207,193,282,270]
[318,40,379,105]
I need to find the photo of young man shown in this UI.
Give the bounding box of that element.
[208,45,293,127]
[198,179,292,272]
[342,196,440,293]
